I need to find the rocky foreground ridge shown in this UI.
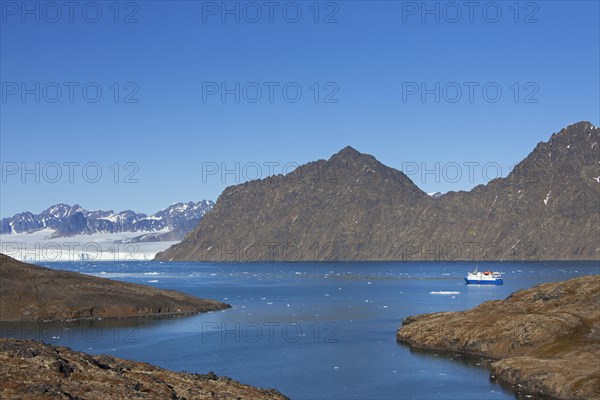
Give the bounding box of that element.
[0,338,288,399]
[157,121,600,261]
[396,275,600,400]
[0,253,229,321]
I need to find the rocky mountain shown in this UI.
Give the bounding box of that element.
[156,121,600,261]
[1,201,214,242]
[396,275,600,400]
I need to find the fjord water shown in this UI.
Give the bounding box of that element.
[3,261,598,399]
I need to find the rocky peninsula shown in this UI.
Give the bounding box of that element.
[396,275,600,400]
[0,253,229,321]
[0,338,288,399]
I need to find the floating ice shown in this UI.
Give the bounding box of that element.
[429,291,460,295]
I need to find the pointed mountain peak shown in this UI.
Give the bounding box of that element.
[546,120,599,146]
[555,121,598,137]
[566,121,595,130]
[330,146,363,162]
[44,203,71,211]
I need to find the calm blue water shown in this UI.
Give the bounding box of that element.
[2,261,598,399]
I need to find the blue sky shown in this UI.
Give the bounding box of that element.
[1,1,599,217]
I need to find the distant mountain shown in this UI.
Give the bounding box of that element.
[156,121,600,261]
[1,201,214,242]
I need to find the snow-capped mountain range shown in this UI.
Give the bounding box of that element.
[0,201,214,242]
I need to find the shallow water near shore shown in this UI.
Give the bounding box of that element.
[3,261,598,399]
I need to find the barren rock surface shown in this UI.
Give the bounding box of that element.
[0,338,288,400]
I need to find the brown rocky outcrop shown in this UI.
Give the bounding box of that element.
[0,338,288,399]
[0,253,230,322]
[396,275,600,399]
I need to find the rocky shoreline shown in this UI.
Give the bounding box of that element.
[0,254,290,398]
[0,253,230,322]
[0,338,288,399]
[396,275,600,400]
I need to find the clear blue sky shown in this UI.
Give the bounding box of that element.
[1,1,599,217]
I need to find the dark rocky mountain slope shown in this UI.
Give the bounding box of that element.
[156,121,599,261]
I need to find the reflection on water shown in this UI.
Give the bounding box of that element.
[2,260,598,400]
[402,344,497,370]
